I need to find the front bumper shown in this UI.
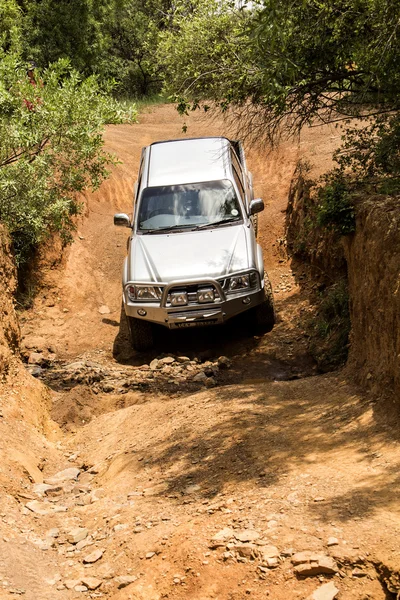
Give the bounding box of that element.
[124,285,266,329]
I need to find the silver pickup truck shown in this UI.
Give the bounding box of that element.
[114,136,275,351]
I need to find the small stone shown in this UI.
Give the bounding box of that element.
[68,528,88,544]
[76,538,93,551]
[352,567,367,577]
[177,356,190,363]
[292,551,314,565]
[150,359,160,370]
[313,497,325,502]
[205,377,217,387]
[234,529,260,543]
[234,543,258,558]
[209,527,234,548]
[114,575,137,589]
[259,545,279,561]
[264,557,279,568]
[193,371,207,383]
[159,356,175,365]
[98,305,111,315]
[25,501,51,515]
[44,467,80,485]
[81,577,102,590]
[327,537,339,547]
[113,523,128,532]
[306,581,339,600]
[294,556,338,577]
[32,483,53,495]
[28,352,44,365]
[184,484,201,494]
[64,580,81,590]
[74,585,88,592]
[146,551,155,559]
[217,356,232,369]
[46,528,60,538]
[83,549,103,564]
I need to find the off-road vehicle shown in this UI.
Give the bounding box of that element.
[114,136,275,351]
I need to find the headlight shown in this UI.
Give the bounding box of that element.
[226,272,259,293]
[125,284,162,302]
[228,274,250,292]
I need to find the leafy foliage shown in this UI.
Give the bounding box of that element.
[308,280,351,371]
[316,178,355,235]
[158,0,253,104]
[159,0,400,144]
[17,0,173,98]
[0,56,135,265]
[105,0,173,97]
[18,0,119,74]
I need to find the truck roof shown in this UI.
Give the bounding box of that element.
[147,137,230,187]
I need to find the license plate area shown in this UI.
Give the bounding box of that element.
[173,319,219,329]
[168,309,222,329]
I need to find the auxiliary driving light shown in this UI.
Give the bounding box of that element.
[197,287,215,303]
[242,296,251,305]
[137,309,147,316]
[170,291,188,306]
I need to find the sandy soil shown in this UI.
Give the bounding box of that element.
[2,105,399,600]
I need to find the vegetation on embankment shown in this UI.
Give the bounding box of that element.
[286,165,400,397]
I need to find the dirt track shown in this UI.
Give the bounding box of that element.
[9,105,400,599]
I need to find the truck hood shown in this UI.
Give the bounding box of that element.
[127,225,251,283]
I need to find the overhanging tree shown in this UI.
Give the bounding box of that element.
[159,0,400,143]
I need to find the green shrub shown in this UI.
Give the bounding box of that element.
[308,280,351,371]
[316,178,355,235]
[0,57,135,267]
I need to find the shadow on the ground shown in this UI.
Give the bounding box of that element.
[129,375,400,524]
[112,290,317,380]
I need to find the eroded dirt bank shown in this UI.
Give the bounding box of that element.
[1,106,400,599]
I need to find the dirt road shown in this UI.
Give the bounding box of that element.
[8,105,400,599]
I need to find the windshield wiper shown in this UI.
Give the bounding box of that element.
[140,224,196,234]
[193,217,241,230]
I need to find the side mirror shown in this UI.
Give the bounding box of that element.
[114,213,131,227]
[249,198,264,215]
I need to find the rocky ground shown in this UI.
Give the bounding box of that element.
[0,105,399,600]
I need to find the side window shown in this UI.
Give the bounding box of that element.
[230,148,247,205]
[232,165,245,204]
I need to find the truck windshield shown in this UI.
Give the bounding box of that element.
[138,180,242,232]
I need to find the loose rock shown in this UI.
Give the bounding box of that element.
[98,305,111,314]
[234,529,260,543]
[217,356,232,369]
[259,545,279,561]
[306,581,339,600]
[44,467,80,485]
[193,371,207,383]
[83,549,103,564]
[68,528,88,545]
[114,575,137,589]
[209,527,234,548]
[81,577,102,590]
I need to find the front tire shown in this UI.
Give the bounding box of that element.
[127,316,154,352]
[250,278,276,334]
